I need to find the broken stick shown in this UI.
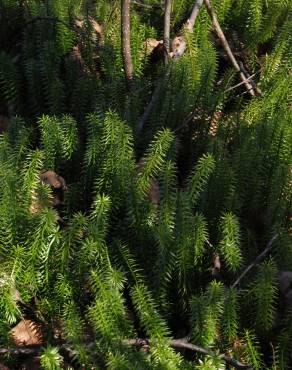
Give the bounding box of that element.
[121,0,134,90]
[136,0,204,134]
[203,0,257,96]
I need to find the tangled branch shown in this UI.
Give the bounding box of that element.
[0,338,252,369]
[121,0,134,90]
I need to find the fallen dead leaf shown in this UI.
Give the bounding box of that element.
[88,16,103,36]
[39,171,67,190]
[11,319,43,346]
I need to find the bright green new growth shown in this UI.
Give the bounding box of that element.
[251,260,278,331]
[219,212,242,272]
[40,346,63,370]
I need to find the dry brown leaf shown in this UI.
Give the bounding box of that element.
[39,171,67,190]
[213,252,221,270]
[70,45,85,67]
[145,38,163,55]
[212,252,221,278]
[30,171,67,215]
[88,16,103,36]
[75,19,84,28]
[75,17,103,38]
[170,36,186,58]
[11,319,43,346]
[29,195,44,215]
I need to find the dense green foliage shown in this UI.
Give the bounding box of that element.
[0,0,291,369]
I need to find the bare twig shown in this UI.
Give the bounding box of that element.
[224,72,258,93]
[136,68,170,135]
[0,339,252,369]
[173,108,198,133]
[173,65,213,134]
[170,0,204,58]
[121,0,134,90]
[231,234,278,289]
[0,346,41,356]
[163,0,172,63]
[136,0,203,134]
[203,0,256,96]
[171,339,252,369]
[225,85,253,104]
[185,0,204,31]
[137,0,171,135]
[238,61,262,96]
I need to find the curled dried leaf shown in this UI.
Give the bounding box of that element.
[11,319,43,346]
[30,171,67,215]
[70,45,85,67]
[145,38,163,54]
[75,19,84,28]
[212,252,221,278]
[75,17,103,39]
[88,16,103,36]
[39,170,67,191]
[170,36,186,58]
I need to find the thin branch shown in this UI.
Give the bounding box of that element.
[136,0,203,134]
[136,68,170,135]
[173,70,260,133]
[224,72,258,93]
[138,0,171,134]
[0,339,252,369]
[0,345,42,356]
[121,0,134,90]
[173,108,197,133]
[173,65,213,134]
[238,61,262,96]
[224,86,252,104]
[185,0,204,31]
[203,0,257,96]
[171,340,252,369]
[231,234,278,289]
[163,0,172,63]
[170,0,204,58]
